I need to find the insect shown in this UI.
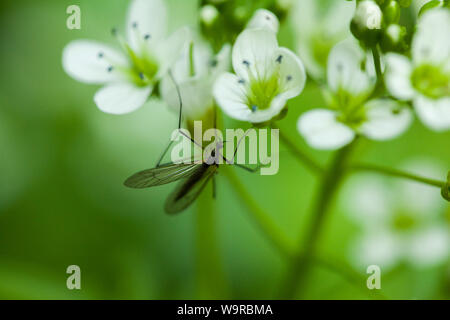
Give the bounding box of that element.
[124,71,257,214]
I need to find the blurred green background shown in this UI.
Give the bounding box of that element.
[0,0,448,299]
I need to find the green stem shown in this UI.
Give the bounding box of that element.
[372,46,383,86]
[311,255,388,300]
[279,140,357,299]
[368,46,385,100]
[223,165,387,298]
[222,166,295,257]
[272,123,324,175]
[352,163,446,188]
[195,185,229,298]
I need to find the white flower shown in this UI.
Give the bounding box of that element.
[160,37,230,121]
[343,159,449,271]
[62,0,188,114]
[385,8,450,131]
[297,40,412,150]
[213,27,306,124]
[353,0,383,30]
[292,0,355,80]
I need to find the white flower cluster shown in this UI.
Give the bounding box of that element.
[295,6,449,150]
[385,9,450,131]
[343,159,449,270]
[62,1,449,148]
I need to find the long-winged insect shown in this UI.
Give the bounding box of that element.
[124,71,257,214]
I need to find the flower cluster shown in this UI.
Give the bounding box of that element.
[343,159,449,270]
[296,3,449,149]
[63,1,449,141]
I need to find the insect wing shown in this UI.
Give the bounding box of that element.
[164,165,217,214]
[124,163,201,188]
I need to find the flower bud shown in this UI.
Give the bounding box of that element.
[353,0,383,30]
[384,0,401,24]
[276,0,293,11]
[380,24,407,52]
[351,1,383,46]
[199,0,287,52]
[200,5,219,27]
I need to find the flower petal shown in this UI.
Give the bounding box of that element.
[62,40,128,84]
[213,72,251,122]
[94,83,152,114]
[161,76,213,120]
[350,232,400,271]
[413,8,450,68]
[407,226,450,268]
[385,53,415,100]
[414,95,450,131]
[297,109,355,150]
[246,9,279,33]
[327,40,373,95]
[168,37,212,81]
[274,47,307,100]
[232,28,278,81]
[293,0,354,80]
[324,0,356,34]
[155,27,190,79]
[213,44,232,78]
[342,174,392,226]
[126,0,168,51]
[360,99,412,140]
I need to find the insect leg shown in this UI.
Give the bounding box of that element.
[156,139,174,167]
[235,163,262,173]
[219,128,254,164]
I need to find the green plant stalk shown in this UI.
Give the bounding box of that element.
[372,46,383,86]
[195,184,229,299]
[271,123,324,175]
[311,255,388,300]
[222,164,388,299]
[222,165,295,257]
[280,140,357,299]
[368,46,385,100]
[351,163,446,188]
